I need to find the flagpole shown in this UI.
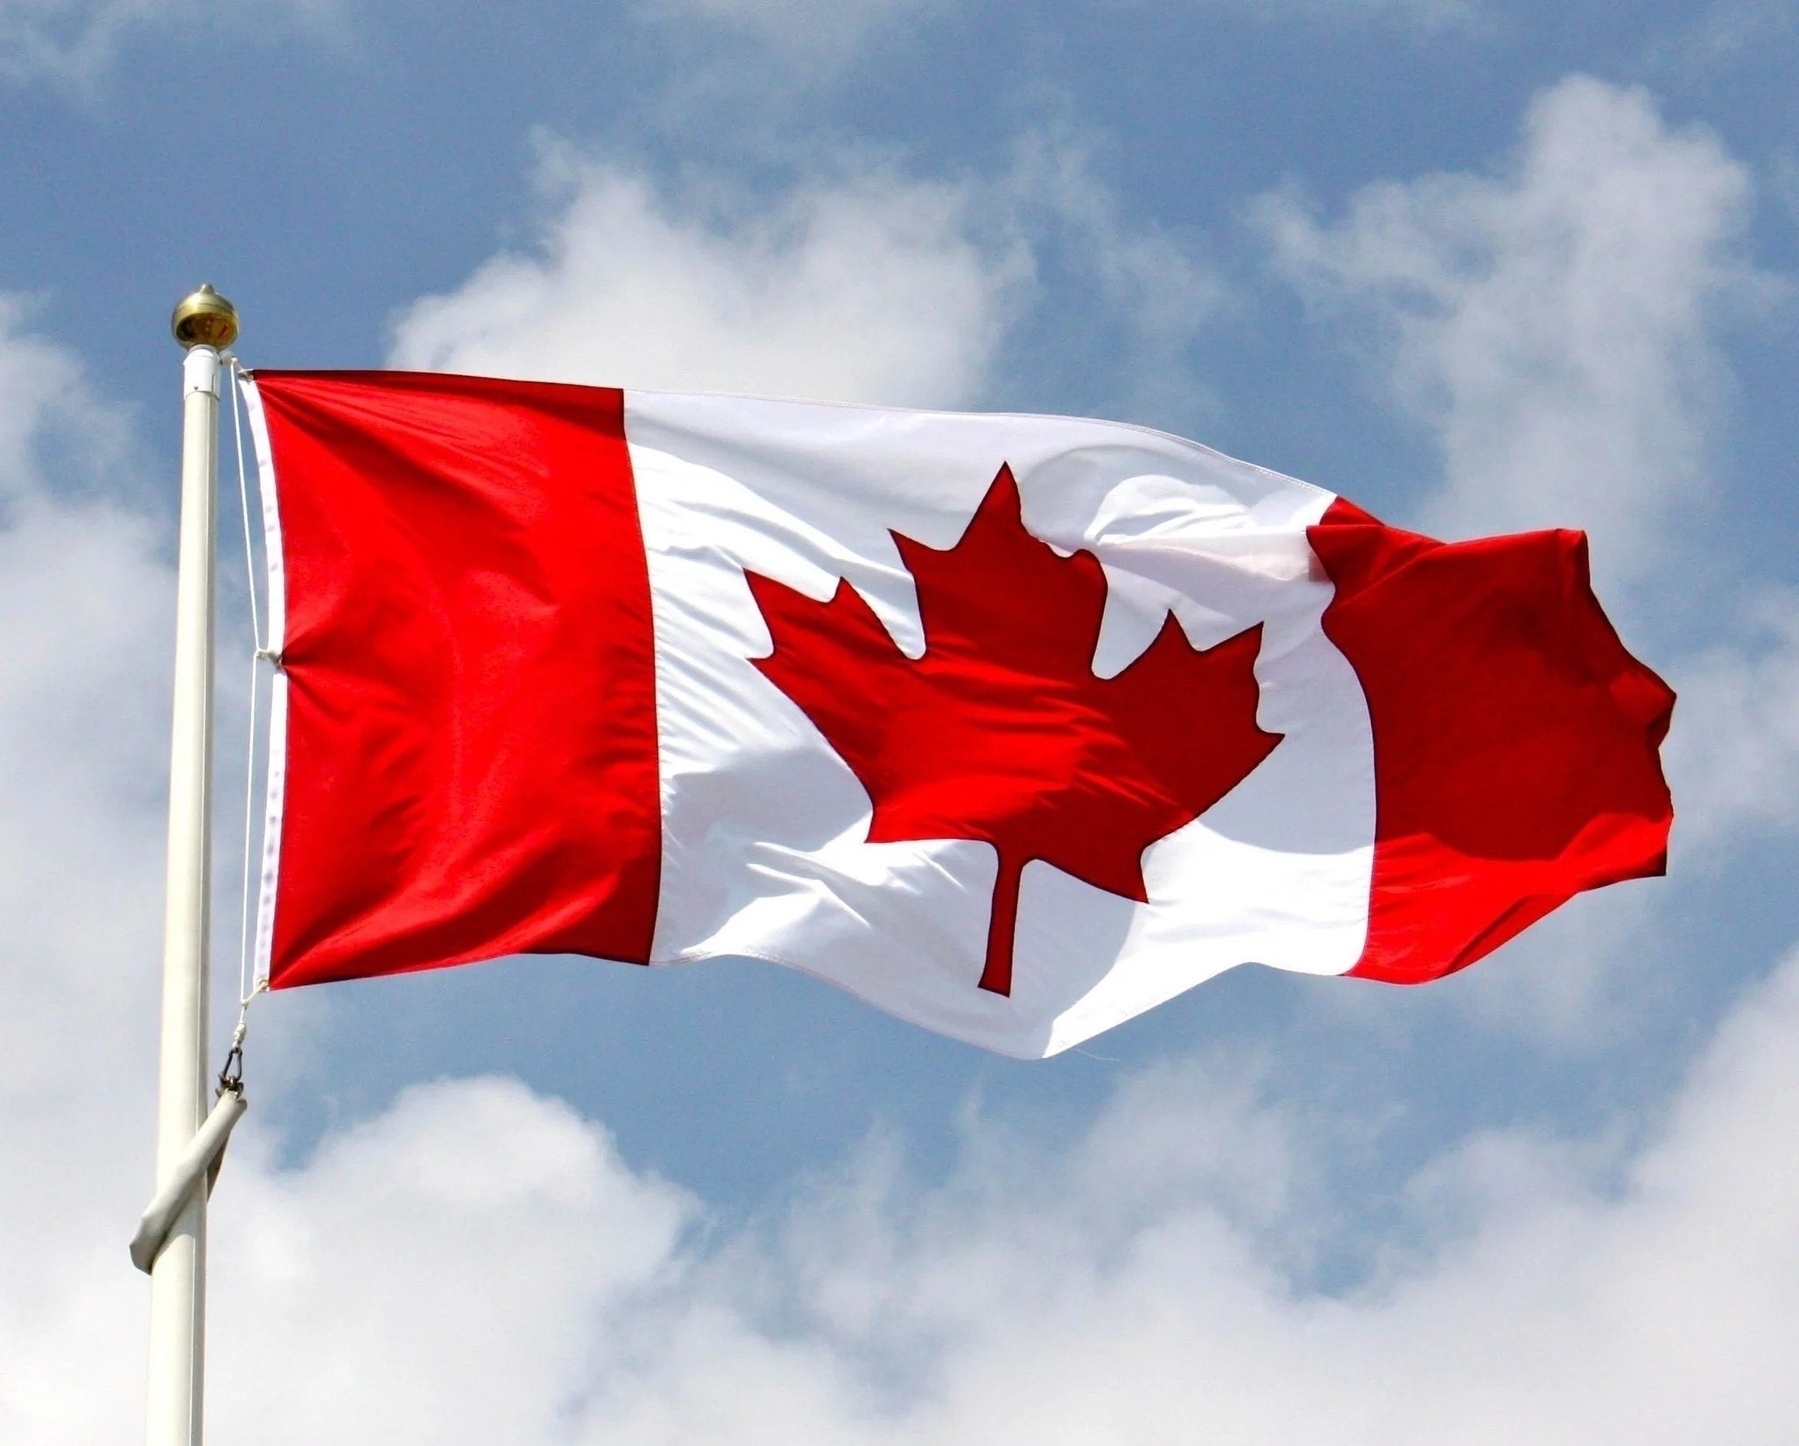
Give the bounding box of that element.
[146,285,238,1446]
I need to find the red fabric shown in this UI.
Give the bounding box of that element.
[255,372,662,988]
[746,466,1282,997]
[1309,499,1675,984]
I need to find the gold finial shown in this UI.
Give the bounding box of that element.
[171,283,239,350]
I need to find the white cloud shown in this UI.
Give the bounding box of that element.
[210,1078,696,1445]
[1003,128,1227,424]
[639,0,938,71]
[1640,0,1799,77]
[645,0,1486,62]
[1258,74,1799,870]
[0,0,344,86]
[0,299,285,1441]
[1217,0,1483,32]
[390,145,1030,410]
[389,132,1229,426]
[0,304,172,1439]
[16,901,1799,1443]
[1252,75,1780,1036]
[1261,75,1758,590]
[0,73,1788,1442]
[0,293,1794,1443]
[1665,592,1799,848]
[189,946,1799,1441]
[0,0,157,82]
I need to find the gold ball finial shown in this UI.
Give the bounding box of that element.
[171,283,239,350]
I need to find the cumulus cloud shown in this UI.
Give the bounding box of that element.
[0,0,156,82]
[645,0,1485,63]
[1664,592,1799,848]
[5,71,1794,1443]
[0,298,282,1440]
[1217,0,1483,31]
[1001,127,1227,425]
[1257,72,1799,896]
[1251,75,1787,1034]
[638,0,940,71]
[0,0,344,86]
[389,132,1228,425]
[0,303,171,1438]
[18,894,1799,1442]
[390,145,1030,410]
[0,201,1794,1438]
[184,947,1799,1441]
[210,1078,696,1444]
[1640,0,1799,77]
[1261,75,1757,589]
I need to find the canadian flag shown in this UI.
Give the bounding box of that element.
[243,371,1673,1058]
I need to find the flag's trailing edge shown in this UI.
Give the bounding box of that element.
[242,371,1674,1059]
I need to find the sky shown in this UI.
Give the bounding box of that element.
[3,1,1799,1440]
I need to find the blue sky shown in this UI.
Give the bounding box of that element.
[3,1,1799,1439]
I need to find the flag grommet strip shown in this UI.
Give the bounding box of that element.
[238,372,290,997]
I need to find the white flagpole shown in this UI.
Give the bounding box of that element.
[146,285,239,1446]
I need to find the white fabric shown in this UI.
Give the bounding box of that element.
[628,392,1375,1058]
[240,376,290,997]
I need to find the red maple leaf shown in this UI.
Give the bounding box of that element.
[746,465,1283,997]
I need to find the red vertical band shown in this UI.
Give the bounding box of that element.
[1310,499,1675,984]
[255,372,662,988]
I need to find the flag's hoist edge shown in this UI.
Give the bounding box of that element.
[241,374,288,1002]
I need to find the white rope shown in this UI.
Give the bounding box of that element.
[235,649,260,1017]
[228,357,263,654]
[226,361,269,1034]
